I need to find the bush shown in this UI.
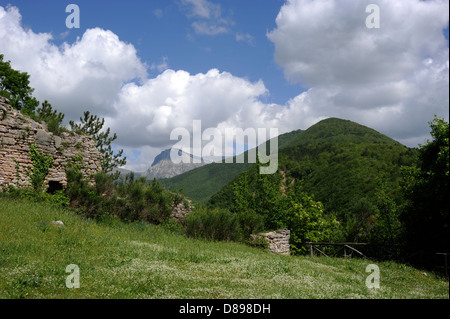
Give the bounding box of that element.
[236,209,265,242]
[93,172,115,197]
[64,170,178,225]
[113,175,174,224]
[185,208,242,242]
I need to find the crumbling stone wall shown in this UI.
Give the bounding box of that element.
[170,198,193,223]
[0,96,103,190]
[254,229,291,255]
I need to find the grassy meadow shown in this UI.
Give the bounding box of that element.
[0,197,448,299]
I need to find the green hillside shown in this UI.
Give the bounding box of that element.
[159,129,303,202]
[1,197,447,299]
[160,162,253,202]
[209,118,418,219]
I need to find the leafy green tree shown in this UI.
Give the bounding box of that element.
[344,197,377,243]
[401,116,449,265]
[69,111,126,174]
[282,182,340,255]
[231,160,339,254]
[366,180,404,260]
[0,54,39,115]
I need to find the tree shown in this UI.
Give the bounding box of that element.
[282,182,340,255]
[401,116,449,267]
[69,111,126,174]
[35,100,66,136]
[0,54,39,115]
[231,160,339,254]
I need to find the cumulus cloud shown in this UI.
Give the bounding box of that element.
[267,0,449,146]
[0,5,148,120]
[108,68,271,148]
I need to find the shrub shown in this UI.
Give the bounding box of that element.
[93,172,115,198]
[64,155,103,218]
[25,143,54,192]
[236,209,265,242]
[185,208,242,242]
[64,170,178,225]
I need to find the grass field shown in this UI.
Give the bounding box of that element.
[0,197,448,299]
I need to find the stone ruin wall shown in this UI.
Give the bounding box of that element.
[170,198,193,223]
[254,228,291,256]
[0,96,103,191]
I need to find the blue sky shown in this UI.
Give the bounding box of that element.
[0,0,449,171]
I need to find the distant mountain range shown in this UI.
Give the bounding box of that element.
[114,148,208,180]
[144,148,206,180]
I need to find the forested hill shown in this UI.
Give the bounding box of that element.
[159,128,303,202]
[209,118,419,219]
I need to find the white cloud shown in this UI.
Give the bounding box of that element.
[181,0,221,20]
[236,32,254,46]
[180,0,233,35]
[267,0,449,144]
[0,6,148,120]
[191,21,229,35]
[108,68,271,148]
[150,56,170,73]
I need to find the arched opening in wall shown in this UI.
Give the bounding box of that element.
[47,181,64,194]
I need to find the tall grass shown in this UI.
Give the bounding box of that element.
[0,196,448,299]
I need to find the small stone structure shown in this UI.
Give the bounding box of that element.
[0,96,103,191]
[254,228,291,255]
[170,198,193,223]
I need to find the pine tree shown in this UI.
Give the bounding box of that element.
[70,111,126,174]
